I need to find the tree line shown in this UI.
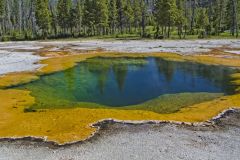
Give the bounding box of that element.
[0,0,239,41]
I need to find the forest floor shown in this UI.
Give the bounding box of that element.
[0,109,239,160]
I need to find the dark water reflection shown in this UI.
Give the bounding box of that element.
[17,57,238,107]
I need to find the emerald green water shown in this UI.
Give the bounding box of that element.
[15,57,238,113]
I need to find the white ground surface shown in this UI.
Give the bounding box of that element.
[0,50,45,75]
[1,39,240,75]
[225,50,240,54]
[0,42,45,75]
[0,41,43,51]
[0,122,239,160]
[39,39,240,53]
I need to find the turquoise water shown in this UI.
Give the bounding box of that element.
[16,57,238,109]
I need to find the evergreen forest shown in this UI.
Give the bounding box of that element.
[0,0,239,41]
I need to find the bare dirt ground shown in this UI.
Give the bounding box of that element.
[0,110,239,160]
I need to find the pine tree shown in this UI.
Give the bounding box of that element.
[0,0,4,17]
[154,0,166,37]
[95,0,109,35]
[190,0,197,34]
[124,0,134,33]
[175,0,187,39]
[49,2,58,37]
[226,0,239,37]
[35,0,51,39]
[57,0,72,34]
[0,0,4,36]
[57,0,64,33]
[234,0,239,37]
[69,5,78,36]
[196,8,209,38]
[213,0,226,35]
[207,0,214,35]
[75,0,83,35]
[116,0,126,34]
[108,0,117,34]
[83,0,96,35]
[140,0,147,37]
[132,0,141,31]
[154,0,178,38]
[66,0,83,36]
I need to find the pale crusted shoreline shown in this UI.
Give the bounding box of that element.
[0,39,240,75]
[0,109,239,160]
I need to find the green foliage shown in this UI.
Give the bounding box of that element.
[57,0,72,32]
[0,0,4,18]
[0,0,240,40]
[35,0,51,39]
[196,8,210,38]
[82,0,109,35]
[82,0,96,35]
[154,0,178,37]
[225,0,239,37]
[108,0,118,34]
[139,0,148,37]
[96,0,109,33]
[75,0,83,34]
[212,0,226,35]
[69,4,79,34]
[132,0,141,30]
[124,0,134,32]
[1,36,11,42]
[196,8,210,30]
[116,0,126,34]
[175,0,187,38]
